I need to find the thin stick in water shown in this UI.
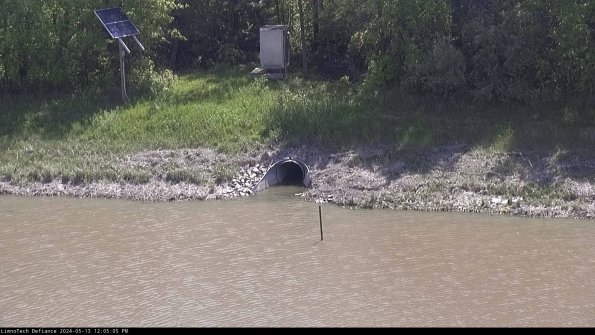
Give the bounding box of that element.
[319,205,323,241]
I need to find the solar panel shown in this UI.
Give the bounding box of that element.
[95,7,140,39]
[95,7,145,102]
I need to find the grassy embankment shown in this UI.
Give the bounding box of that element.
[1,67,593,195]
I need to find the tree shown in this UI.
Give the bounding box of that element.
[0,0,178,93]
[170,0,272,69]
[297,0,308,74]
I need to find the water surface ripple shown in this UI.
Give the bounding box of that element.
[1,189,594,327]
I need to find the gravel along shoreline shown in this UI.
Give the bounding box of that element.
[1,145,594,219]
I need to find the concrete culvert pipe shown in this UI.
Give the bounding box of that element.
[252,158,311,193]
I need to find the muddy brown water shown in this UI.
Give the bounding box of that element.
[1,187,594,327]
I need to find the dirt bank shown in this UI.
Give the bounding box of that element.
[1,144,594,219]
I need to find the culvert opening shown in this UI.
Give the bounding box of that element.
[276,161,305,186]
[252,158,311,193]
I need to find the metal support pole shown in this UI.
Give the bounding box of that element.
[132,35,145,51]
[118,42,129,102]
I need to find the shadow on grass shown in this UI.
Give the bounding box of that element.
[0,88,124,141]
[163,68,255,107]
[480,101,595,185]
[2,67,592,189]
[264,80,595,184]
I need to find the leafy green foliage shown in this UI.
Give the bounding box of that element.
[0,0,179,92]
[1,0,592,113]
[171,1,273,69]
[407,38,466,99]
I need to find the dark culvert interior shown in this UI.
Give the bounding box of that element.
[276,161,305,186]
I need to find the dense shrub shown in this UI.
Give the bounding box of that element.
[0,0,179,93]
[408,39,466,99]
[1,0,592,111]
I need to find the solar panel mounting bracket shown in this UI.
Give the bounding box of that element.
[94,7,145,102]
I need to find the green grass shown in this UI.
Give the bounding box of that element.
[0,67,593,186]
[79,70,277,152]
